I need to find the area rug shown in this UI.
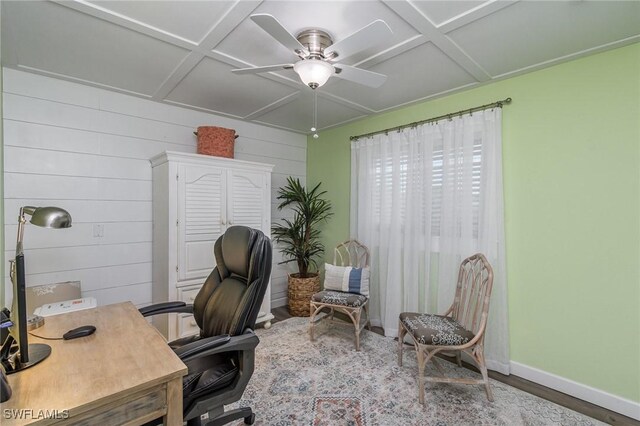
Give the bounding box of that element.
[229,317,602,425]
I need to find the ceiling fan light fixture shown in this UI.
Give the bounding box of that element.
[294,60,334,89]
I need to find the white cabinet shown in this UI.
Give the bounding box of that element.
[151,151,274,340]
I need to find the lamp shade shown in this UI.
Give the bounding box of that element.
[293,60,334,89]
[28,207,72,229]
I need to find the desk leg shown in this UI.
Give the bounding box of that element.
[164,377,183,426]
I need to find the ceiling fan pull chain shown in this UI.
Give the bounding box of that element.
[312,91,319,139]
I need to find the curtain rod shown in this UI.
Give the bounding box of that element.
[349,97,512,141]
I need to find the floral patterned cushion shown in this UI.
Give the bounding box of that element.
[312,290,368,307]
[400,312,475,346]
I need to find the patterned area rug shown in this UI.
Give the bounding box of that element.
[230,317,602,425]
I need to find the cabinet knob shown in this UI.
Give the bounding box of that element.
[190,320,197,327]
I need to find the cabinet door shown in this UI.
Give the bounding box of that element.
[228,169,271,319]
[177,165,226,282]
[228,170,268,232]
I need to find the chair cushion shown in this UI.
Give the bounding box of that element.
[168,335,240,405]
[400,312,475,346]
[183,353,238,406]
[323,263,370,296]
[312,290,368,307]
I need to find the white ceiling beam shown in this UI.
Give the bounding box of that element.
[163,99,245,121]
[382,0,491,82]
[152,0,263,101]
[437,0,520,33]
[317,91,375,114]
[250,119,307,135]
[152,53,205,101]
[196,0,263,51]
[243,92,300,120]
[53,0,197,50]
[354,34,428,70]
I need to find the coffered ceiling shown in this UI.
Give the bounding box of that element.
[2,1,639,134]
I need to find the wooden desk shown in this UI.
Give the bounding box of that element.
[1,302,187,425]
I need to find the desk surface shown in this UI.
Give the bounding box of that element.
[1,302,187,425]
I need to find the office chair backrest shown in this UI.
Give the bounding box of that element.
[193,226,272,337]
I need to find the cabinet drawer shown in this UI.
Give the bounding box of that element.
[178,285,201,304]
[176,286,201,339]
[178,314,200,339]
[66,386,166,425]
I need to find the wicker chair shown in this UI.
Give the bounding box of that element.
[309,240,370,351]
[398,253,494,404]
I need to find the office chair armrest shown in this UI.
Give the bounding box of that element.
[139,301,194,317]
[174,334,231,361]
[176,330,259,363]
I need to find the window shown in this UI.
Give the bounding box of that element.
[366,132,483,240]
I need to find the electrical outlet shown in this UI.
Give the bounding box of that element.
[93,224,104,238]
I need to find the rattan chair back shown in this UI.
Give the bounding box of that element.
[451,253,494,337]
[333,240,370,268]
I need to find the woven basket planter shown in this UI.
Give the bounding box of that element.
[194,126,237,158]
[288,273,321,317]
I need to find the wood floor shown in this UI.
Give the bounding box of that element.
[271,306,638,426]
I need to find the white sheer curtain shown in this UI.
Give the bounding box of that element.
[350,108,510,374]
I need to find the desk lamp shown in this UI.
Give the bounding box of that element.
[1,206,72,374]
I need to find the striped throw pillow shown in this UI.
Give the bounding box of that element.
[323,263,370,296]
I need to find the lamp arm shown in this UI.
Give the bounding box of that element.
[16,206,38,256]
[15,208,32,257]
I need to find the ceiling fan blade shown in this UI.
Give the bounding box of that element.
[325,20,392,61]
[250,14,309,56]
[231,64,294,75]
[333,64,387,88]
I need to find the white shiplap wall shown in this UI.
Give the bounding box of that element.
[2,68,305,308]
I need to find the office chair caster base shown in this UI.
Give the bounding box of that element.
[244,413,255,424]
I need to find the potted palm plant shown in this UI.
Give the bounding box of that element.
[272,177,332,316]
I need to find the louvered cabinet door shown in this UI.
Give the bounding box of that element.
[228,170,269,233]
[177,165,226,282]
[228,168,272,323]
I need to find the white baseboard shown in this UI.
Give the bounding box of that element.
[272,296,287,308]
[510,361,640,421]
[369,319,383,328]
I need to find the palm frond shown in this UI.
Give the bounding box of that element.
[271,177,332,276]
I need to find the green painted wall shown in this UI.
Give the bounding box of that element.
[307,43,640,402]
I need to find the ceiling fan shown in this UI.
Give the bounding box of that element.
[231,14,393,89]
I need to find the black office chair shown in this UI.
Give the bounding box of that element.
[141,226,272,426]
